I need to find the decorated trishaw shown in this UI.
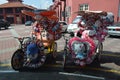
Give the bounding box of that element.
[11,9,62,71]
[63,11,110,68]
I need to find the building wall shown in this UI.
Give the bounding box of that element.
[52,0,66,21]
[66,0,119,23]
[52,0,119,24]
[67,0,119,23]
[0,7,33,24]
[90,0,119,22]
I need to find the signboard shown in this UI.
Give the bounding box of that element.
[7,15,14,17]
[65,6,71,17]
[119,0,120,17]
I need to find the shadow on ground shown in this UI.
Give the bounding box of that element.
[17,51,120,80]
[101,51,120,66]
[0,50,120,80]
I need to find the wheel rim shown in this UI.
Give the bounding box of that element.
[11,51,24,70]
[62,50,67,67]
[12,58,21,69]
[52,42,57,58]
[62,53,66,67]
[96,43,103,60]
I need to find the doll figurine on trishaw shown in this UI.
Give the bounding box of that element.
[11,10,62,71]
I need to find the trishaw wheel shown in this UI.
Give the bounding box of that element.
[62,49,68,70]
[52,42,57,58]
[11,49,24,71]
[96,42,103,62]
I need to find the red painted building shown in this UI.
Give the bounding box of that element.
[51,0,66,21]
[52,0,120,24]
[0,0,36,24]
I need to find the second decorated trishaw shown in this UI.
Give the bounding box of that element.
[62,11,110,68]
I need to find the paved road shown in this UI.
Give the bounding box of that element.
[0,25,120,80]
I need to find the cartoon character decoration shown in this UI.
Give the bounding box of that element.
[68,36,96,66]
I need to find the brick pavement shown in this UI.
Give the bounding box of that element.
[0,25,120,79]
[0,24,64,64]
[0,25,31,63]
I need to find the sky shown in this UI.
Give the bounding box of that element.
[0,0,53,9]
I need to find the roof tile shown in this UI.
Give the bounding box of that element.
[0,2,36,9]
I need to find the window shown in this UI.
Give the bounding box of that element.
[5,8,13,13]
[79,4,89,11]
[0,9,3,14]
[66,6,71,17]
[15,8,23,13]
[72,16,82,24]
[0,15,3,19]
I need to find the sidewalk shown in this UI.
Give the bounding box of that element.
[0,25,31,64]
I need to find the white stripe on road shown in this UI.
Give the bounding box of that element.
[0,70,18,73]
[10,28,20,37]
[59,72,105,80]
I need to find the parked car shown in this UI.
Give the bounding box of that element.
[0,19,10,30]
[59,21,68,33]
[25,21,33,26]
[107,22,120,36]
[67,16,82,33]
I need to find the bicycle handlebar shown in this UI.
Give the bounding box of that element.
[62,33,71,41]
[14,37,30,40]
[14,37,31,44]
